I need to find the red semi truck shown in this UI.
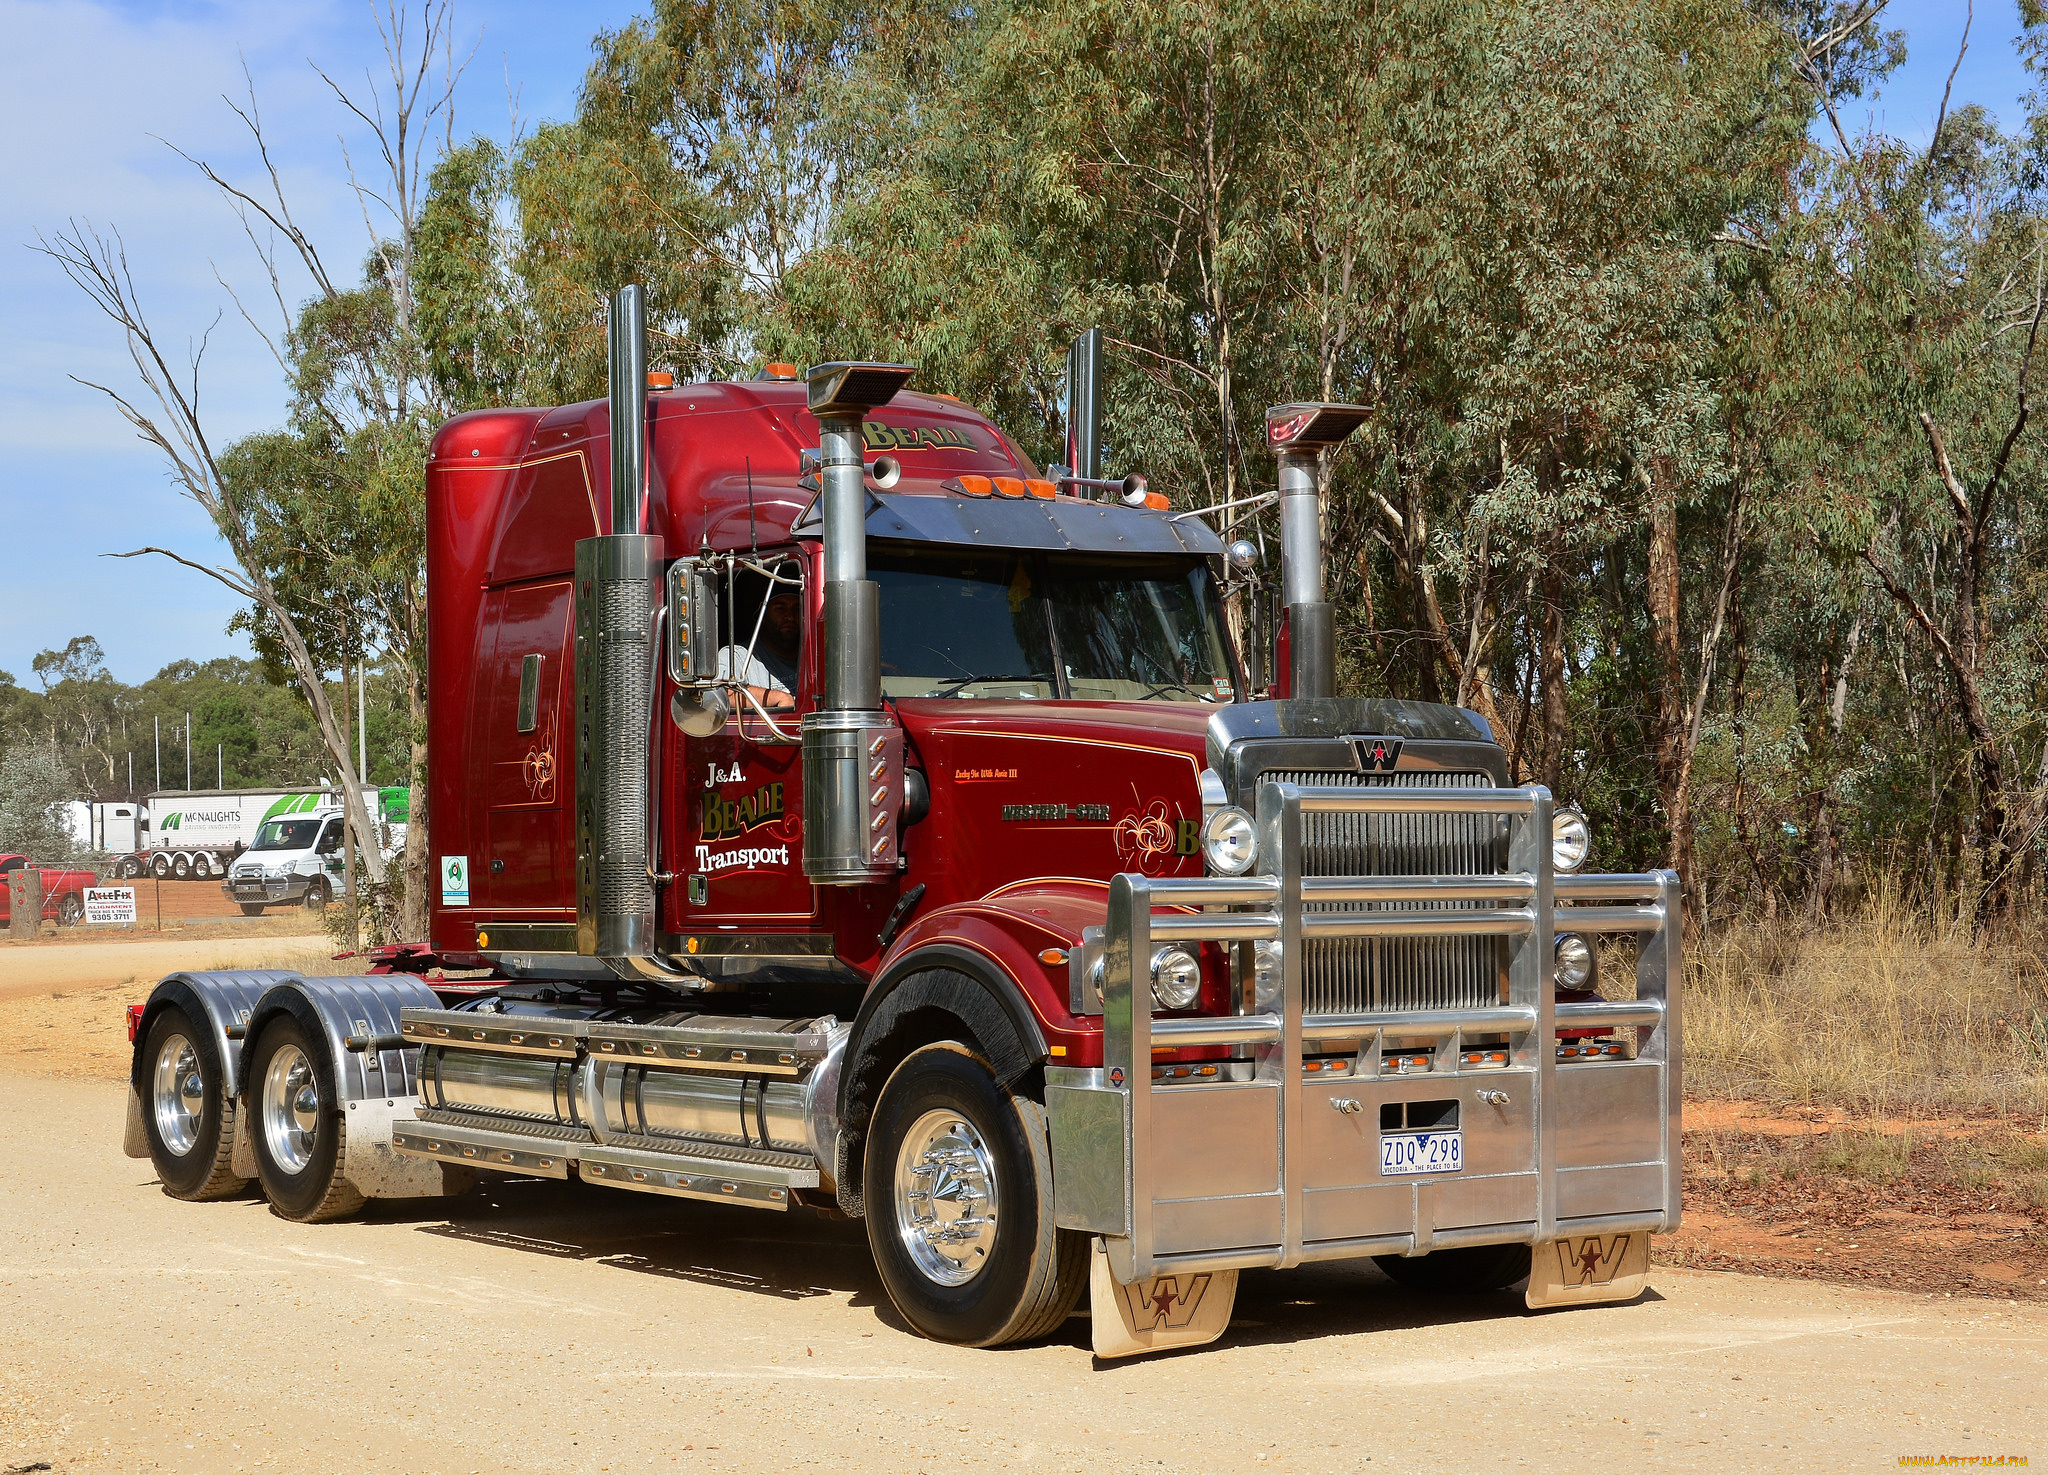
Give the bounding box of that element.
[121,290,1680,1357]
[2,854,99,929]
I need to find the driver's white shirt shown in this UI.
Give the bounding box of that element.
[716,646,791,693]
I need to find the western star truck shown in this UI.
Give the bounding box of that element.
[120,288,1680,1357]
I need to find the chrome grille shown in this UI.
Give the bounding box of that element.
[1268,769,1505,1015]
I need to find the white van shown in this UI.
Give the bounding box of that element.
[222,811,348,914]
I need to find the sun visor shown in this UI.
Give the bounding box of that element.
[792,492,1227,558]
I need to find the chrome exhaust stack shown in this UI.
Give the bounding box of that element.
[1265,402,1368,700]
[575,285,665,963]
[1065,327,1103,487]
[801,362,913,885]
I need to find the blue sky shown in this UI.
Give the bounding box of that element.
[0,0,2037,686]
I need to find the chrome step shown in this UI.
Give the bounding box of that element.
[392,1105,821,1212]
[579,1140,812,1211]
[398,1007,838,1077]
[392,1118,572,1178]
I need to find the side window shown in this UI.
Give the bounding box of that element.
[711,553,806,714]
[316,820,344,855]
[0,857,20,874]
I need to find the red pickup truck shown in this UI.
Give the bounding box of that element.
[0,854,100,929]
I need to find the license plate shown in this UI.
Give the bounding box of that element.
[1381,1130,1462,1176]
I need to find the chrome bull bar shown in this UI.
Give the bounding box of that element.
[1047,782,1682,1285]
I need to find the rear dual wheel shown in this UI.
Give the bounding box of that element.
[141,1006,247,1200]
[864,1044,1086,1347]
[247,1016,364,1222]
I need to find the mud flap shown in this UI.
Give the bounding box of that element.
[122,1082,148,1159]
[231,1106,258,1179]
[1089,1238,1238,1359]
[342,1097,454,1199]
[1526,1232,1652,1310]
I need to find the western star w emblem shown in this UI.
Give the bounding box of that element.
[1119,1273,1214,1331]
[1358,736,1404,771]
[1558,1233,1631,1286]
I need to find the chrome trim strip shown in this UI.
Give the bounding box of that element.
[391,1121,570,1178]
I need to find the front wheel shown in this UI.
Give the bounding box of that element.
[56,894,82,926]
[238,902,266,917]
[1373,1242,1532,1294]
[863,1043,1086,1347]
[140,1006,247,1200]
[301,879,329,913]
[247,1015,363,1222]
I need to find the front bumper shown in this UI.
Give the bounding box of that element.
[224,873,303,903]
[1048,781,1681,1286]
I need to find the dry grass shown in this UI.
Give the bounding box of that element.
[1679,888,2048,1123]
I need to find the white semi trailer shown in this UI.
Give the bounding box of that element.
[102,789,343,881]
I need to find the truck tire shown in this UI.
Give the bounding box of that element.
[56,894,82,926]
[301,879,330,913]
[140,1006,247,1200]
[172,853,192,880]
[191,853,213,879]
[116,857,141,879]
[238,902,267,917]
[863,1043,1085,1347]
[1373,1242,1531,1295]
[246,1015,364,1222]
[151,854,173,879]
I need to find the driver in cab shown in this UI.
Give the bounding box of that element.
[717,586,801,710]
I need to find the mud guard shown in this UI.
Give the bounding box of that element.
[1525,1232,1652,1310]
[1088,1237,1238,1359]
[239,974,453,1199]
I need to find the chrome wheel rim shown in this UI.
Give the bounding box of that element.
[893,1108,999,1287]
[261,1043,320,1174]
[151,1033,204,1156]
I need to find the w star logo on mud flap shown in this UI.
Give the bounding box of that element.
[1119,1273,1214,1331]
[1558,1234,1631,1286]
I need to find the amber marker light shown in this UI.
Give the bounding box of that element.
[761,362,800,380]
[1026,479,1057,499]
[1039,947,1069,965]
[991,476,1028,498]
[646,371,675,389]
[950,475,994,497]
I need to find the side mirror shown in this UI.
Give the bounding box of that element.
[666,557,720,686]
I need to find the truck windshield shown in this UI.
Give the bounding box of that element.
[249,818,320,852]
[871,545,1234,702]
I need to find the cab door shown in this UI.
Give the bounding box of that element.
[665,557,814,930]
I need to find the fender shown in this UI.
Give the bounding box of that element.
[833,939,1052,1217]
[125,970,303,1160]
[237,974,450,1200]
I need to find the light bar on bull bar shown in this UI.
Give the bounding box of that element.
[1266,401,1370,451]
[807,361,917,417]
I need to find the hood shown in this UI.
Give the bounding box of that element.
[894,700,1213,904]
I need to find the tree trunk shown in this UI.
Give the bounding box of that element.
[1538,537,1567,795]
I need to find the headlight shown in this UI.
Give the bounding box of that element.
[1553,933,1595,990]
[1149,945,1201,1010]
[266,862,293,878]
[1202,806,1258,875]
[1551,808,1590,872]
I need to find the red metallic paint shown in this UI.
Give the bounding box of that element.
[426,380,1226,1054]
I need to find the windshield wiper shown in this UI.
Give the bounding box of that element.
[1138,678,1213,701]
[922,673,1048,698]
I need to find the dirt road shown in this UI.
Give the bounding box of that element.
[0,933,342,1003]
[2,1074,2041,1474]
